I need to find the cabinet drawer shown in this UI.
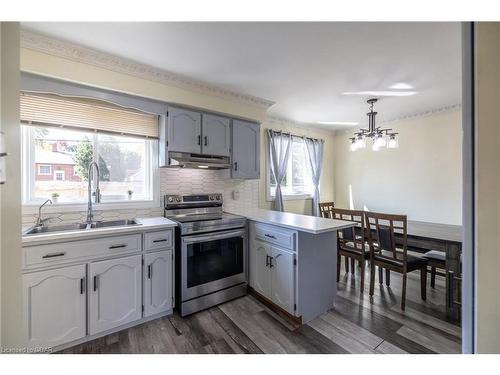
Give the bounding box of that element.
[24,234,142,268]
[144,230,173,251]
[254,223,296,250]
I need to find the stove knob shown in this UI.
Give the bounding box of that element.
[209,195,214,201]
[216,195,221,201]
[176,196,182,202]
[167,196,174,203]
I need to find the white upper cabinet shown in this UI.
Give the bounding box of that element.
[202,114,231,156]
[232,120,260,179]
[23,264,87,348]
[270,246,295,313]
[144,250,173,317]
[89,255,142,335]
[167,107,202,154]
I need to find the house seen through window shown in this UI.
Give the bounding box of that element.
[23,125,154,204]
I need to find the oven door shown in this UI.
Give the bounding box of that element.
[181,228,247,301]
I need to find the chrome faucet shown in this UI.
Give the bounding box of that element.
[36,199,52,227]
[86,162,101,224]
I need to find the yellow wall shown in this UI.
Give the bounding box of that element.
[21,45,334,217]
[474,22,500,353]
[1,22,22,348]
[334,110,462,225]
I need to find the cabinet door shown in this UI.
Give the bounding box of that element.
[249,238,272,298]
[167,107,202,154]
[23,264,86,348]
[202,114,231,156]
[232,120,260,179]
[270,246,295,314]
[89,255,142,335]
[144,250,173,317]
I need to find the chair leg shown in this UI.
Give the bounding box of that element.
[385,269,391,286]
[369,261,375,296]
[350,258,355,275]
[430,266,436,288]
[421,267,427,301]
[337,253,341,282]
[360,258,365,293]
[401,272,407,310]
[345,256,349,273]
[378,266,383,284]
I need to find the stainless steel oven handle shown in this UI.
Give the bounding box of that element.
[182,230,246,244]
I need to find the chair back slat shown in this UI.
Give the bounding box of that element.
[324,207,366,256]
[318,202,335,218]
[365,211,408,266]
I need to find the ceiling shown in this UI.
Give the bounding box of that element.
[22,22,462,131]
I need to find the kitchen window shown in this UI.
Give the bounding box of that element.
[20,92,160,206]
[22,125,157,205]
[267,137,314,200]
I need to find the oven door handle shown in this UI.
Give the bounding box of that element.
[182,230,246,244]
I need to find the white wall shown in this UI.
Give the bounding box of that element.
[0,22,22,349]
[334,110,462,225]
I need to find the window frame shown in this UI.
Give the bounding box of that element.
[266,136,314,202]
[22,125,160,213]
[37,164,52,176]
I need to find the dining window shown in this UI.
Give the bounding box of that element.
[268,137,314,199]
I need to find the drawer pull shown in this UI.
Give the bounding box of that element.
[264,234,277,240]
[147,265,152,279]
[42,252,66,259]
[153,239,168,243]
[109,244,127,249]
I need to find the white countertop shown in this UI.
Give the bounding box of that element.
[22,217,177,246]
[226,208,355,234]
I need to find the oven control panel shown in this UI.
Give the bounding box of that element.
[164,193,223,208]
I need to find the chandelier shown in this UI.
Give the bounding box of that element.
[349,98,399,151]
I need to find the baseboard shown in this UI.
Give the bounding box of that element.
[248,287,302,325]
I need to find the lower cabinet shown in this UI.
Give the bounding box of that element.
[23,264,87,348]
[249,238,296,314]
[89,255,142,335]
[144,250,173,317]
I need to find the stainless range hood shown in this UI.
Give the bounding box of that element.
[164,151,231,170]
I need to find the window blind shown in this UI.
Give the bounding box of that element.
[20,92,159,139]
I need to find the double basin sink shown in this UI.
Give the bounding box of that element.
[23,219,141,236]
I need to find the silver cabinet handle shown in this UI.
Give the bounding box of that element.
[197,135,201,145]
[109,244,127,249]
[153,239,168,243]
[42,252,66,259]
[265,255,270,267]
[204,136,208,146]
[264,234,277,240]
[234,161,238,171]
[147,265,152,279]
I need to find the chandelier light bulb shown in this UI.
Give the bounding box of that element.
[388,135,399,149]
[350,139,357,152]
[355,135,366,149]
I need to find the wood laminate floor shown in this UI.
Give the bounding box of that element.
[60,262,462,354]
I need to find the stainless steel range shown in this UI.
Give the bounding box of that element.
[165,193,247,316]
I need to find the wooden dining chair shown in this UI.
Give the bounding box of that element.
[365,211,428,310]
[318,202,335,218]
[329,208,368,292]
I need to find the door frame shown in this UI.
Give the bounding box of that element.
[461,21,475,354]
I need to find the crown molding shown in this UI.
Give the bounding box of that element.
[20,30,275,110]
[266,116,336,135]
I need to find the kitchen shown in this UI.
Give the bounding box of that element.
[0,17,497,360]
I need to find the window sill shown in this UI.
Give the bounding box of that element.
[22,200,161,215]
[266,194,313,202]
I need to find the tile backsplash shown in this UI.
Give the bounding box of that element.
[22,168,259,226]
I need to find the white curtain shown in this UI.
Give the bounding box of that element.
[268,129,292,212]
[304,137,324,216]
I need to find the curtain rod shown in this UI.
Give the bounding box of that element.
[266,128,323,143]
